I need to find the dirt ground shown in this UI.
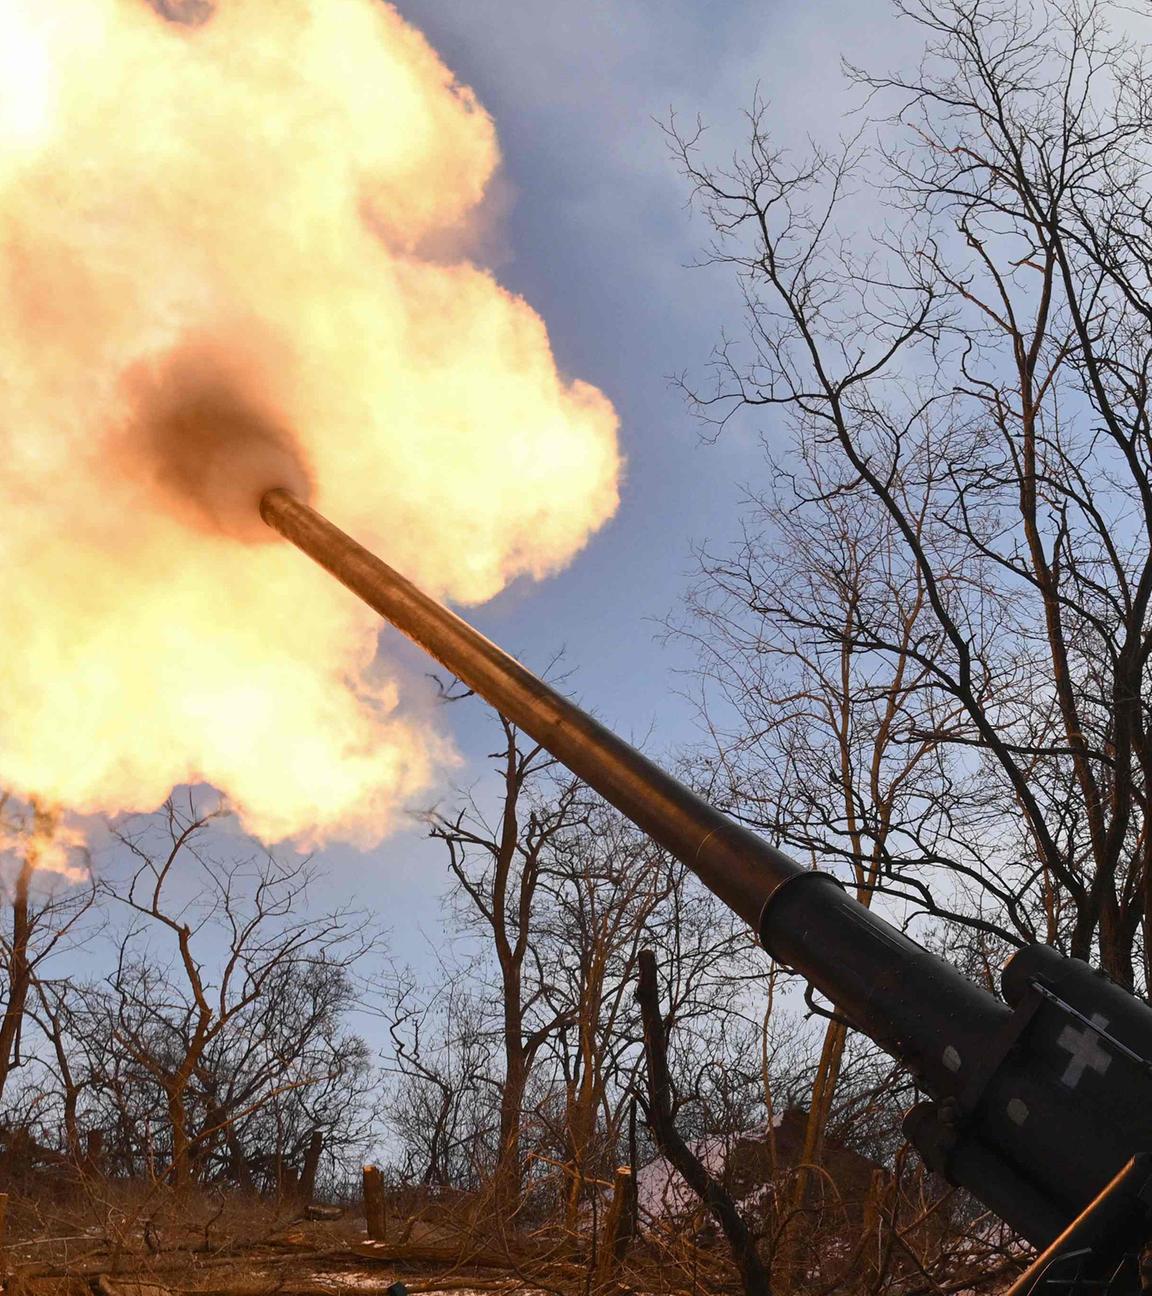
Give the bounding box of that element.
[0,1209,554,1296]
[4,1245,548,1296]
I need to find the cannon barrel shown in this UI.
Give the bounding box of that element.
[262,485,796,932]
[260,486,1002,1082]
[261,487,1152,1256]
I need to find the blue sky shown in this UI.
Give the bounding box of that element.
[305,0,930,961]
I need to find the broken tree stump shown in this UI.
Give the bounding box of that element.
[594,1165,635,1289]
[363,1163,386,1240]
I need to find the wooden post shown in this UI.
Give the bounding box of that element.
[363,1164,386,1241]
[594,1166,635,1289]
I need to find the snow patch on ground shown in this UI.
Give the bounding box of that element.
[635,1118,783,1217]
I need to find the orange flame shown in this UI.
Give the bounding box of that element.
[0,0,621,848]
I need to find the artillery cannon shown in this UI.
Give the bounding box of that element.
[262,486,1152,1295]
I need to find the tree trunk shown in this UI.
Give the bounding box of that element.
[0,858,34,1105]
[167,1087,191,1186]
[85,1130,104,1176]
[636,949,770,1296]
[226,1126,253,1192]
[565,1067,599,1231]
[496,1036,526,1209]
[299,1128,323,1202]
[790,1017,848,1215]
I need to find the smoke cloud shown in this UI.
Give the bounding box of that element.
[0,0,621,849]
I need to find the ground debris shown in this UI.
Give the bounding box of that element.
[312,1284,542,1296]
[349,1241,512,1270]
[98,1281,174,1296]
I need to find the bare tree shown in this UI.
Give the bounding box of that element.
[82,798,373,1187]
[534,808,671,1229]
[672,0,1152,991]
[537,802,765,1230]
[0,798,94,1113]
[383,966,500,1191]
[427,707,589,1210]
[676,448,994,1199]
[193,954,377,1196]
[415,692,759,1251]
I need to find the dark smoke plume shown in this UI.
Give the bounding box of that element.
[122,338,314,543]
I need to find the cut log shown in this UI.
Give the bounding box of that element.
[351,1239,517,1269]
[306,1203,344,1221]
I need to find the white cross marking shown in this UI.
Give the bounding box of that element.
[1057,1013,1112,1088]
